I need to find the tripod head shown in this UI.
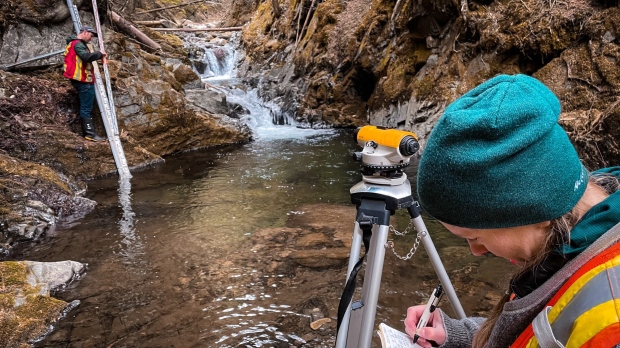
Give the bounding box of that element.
[353,126,420,186]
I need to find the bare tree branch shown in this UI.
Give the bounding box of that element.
[150,27,242,32]
[135,0,220,14]
[296,0,318,47]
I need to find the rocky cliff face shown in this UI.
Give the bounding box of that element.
[235,0,620,168]
[0,0,252,254]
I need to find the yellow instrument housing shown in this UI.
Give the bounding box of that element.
[356,126,418,148]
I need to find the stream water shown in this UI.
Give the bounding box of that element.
[11,36,513,347]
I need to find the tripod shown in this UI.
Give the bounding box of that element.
[335,175,466,348]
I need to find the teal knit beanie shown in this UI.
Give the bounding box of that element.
[416,74,588,229]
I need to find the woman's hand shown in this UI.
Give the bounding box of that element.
[404,305,446,348]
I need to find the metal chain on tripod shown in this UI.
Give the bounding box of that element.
[386,219,426,260]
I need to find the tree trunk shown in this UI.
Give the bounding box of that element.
[109,11,161,51]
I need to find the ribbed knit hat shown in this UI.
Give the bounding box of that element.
[416,74,588,229]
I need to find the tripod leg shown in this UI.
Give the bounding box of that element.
[336,199,391,348]
[356,224,390,347]
[335,221,363,348]
[340,223,389,348]
[408,206,466,319]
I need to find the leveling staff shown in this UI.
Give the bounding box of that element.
[405,74,620,347]
[63,25,107,142]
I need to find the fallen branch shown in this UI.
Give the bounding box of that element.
[390,0,406,28]
[110,11,162,51]
[460,0,469,22]
[136,0,220,14]
[204,82,228,93]
[1,49,64,70]
[150,27,242,32]
[134,20,168,26]
[294,0,303,46]
[296,0,317,47]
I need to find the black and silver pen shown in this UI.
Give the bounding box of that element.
[413,284,443,344]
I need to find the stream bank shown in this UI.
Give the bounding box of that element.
[1,2,252,344]
[235,0,620,166]
[0,0,253,256]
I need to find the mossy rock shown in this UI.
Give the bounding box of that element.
[173,64,200,86]
[0,261,73,348]
[0,262,27,288]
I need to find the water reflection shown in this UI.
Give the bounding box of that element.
[116,176,144,266]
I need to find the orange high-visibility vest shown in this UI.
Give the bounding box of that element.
[511,241,620,347]
[63,40,94,83]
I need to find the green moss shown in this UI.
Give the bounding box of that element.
[0,261,69,347]
[160,33,184,49]
[0,155,71,194]
[376,41,393,73]
[14,296,65,319]
[0,294,14,308]
[414,74,435,99]
[381,44,430,101]
[158,0,182,5]
[140,51,163,65]
[142,104,157,114]
[243,1,275,44]
[0,262,27,288]
[0,315,21,347]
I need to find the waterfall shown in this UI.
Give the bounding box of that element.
[201,46,237,79]
[187,33,333,140]
[225,88,332,140]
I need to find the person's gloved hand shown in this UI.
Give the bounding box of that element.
[404,305,446,348]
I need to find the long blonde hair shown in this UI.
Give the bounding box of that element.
[471,173,619,347]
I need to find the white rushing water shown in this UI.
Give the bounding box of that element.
[195,33,334,141]
[225,88,333,141]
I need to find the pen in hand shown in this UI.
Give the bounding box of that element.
[413,284,444,344]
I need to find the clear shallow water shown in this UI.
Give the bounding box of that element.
[12,129,512,347]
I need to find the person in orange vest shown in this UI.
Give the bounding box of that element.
[63,25,107,142]
[405,74,620,347]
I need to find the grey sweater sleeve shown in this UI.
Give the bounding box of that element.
[437,310,486,348]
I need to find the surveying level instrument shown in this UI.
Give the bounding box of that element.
[335,126,466,348]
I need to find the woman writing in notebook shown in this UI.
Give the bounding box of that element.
[404,74,620,348]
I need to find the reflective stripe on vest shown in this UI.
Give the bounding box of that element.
[63,40,93,83]
[511,241,620,348]
[532,306,564,348]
